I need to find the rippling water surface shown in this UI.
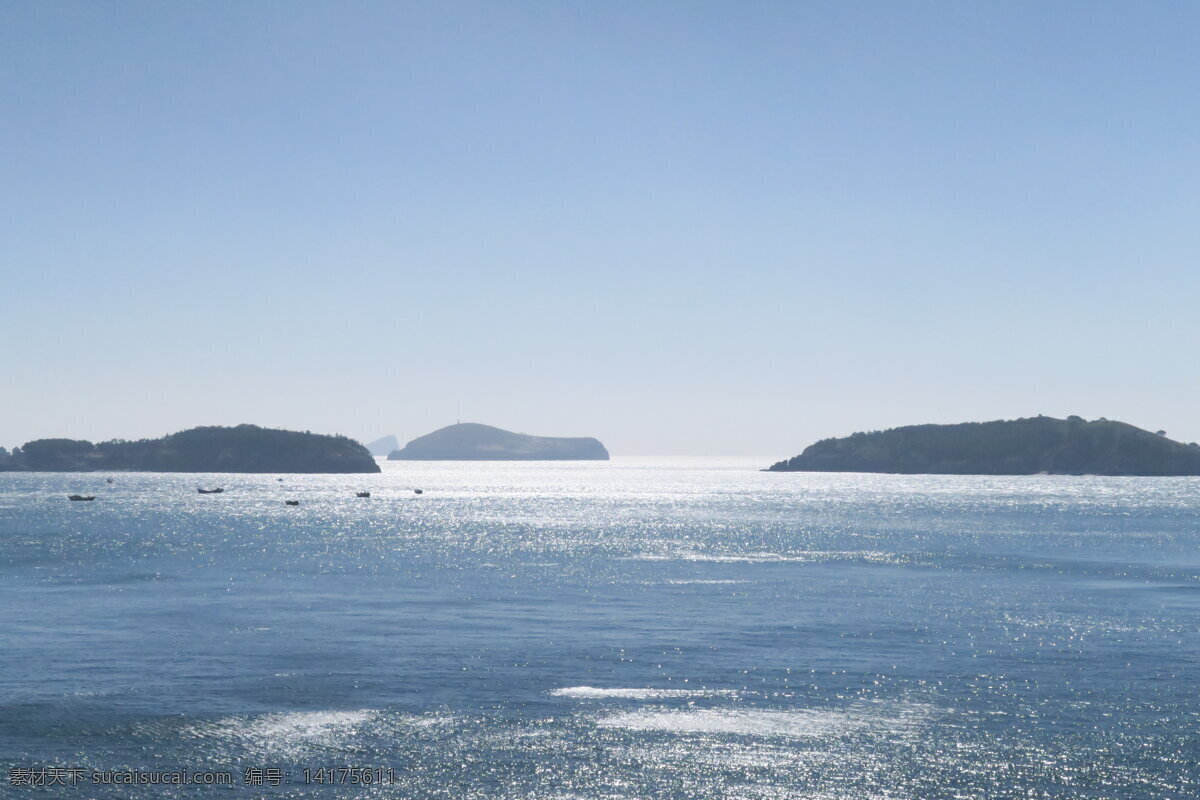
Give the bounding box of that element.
[2,458,1199,798]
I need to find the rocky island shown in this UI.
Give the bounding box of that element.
[388,423,609,461]
[0,424,380,473]
[768,416,1200,476]
[365,435,400,457]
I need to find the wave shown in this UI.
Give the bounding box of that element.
[629,552,814,563]
[596,702,936,739]
[663,579,748,585]
[185,709,379,757]
[551,686,736,699]
[597,708,860,738]
[628,550,895,564]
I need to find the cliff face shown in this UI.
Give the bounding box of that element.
[769,416,1200,476]
[388,423,609,461]
[0,425,381,473]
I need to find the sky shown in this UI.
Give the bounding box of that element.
[3,1,1199,456]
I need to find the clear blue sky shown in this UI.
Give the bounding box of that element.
[3,1,1198,455]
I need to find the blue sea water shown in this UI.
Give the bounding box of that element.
[2,457,1198,799]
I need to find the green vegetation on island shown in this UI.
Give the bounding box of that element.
[768,416,1200,476]
[388,423,609,461]
[0,424,380,473]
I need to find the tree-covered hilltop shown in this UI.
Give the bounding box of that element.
[389,423,609,460]
[0,425,380,473]
[768,416,1200,476]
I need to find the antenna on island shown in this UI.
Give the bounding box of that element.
[457,399,462,425]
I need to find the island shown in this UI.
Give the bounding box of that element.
[0,424,381,473]
[768,416,1200,476]
[388,423,609,461]
[365,435,400,457]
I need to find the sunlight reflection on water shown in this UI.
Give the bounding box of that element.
[2,458,1199,797]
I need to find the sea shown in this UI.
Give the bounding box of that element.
[2,457,1198,799]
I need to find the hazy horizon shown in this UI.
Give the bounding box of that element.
[5,2,1199,456]
[4,413,1196,462]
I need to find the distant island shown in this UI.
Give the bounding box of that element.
[768,416,1200,476]
[365,435,400,457]
[388,423,609,461]
[0,424,381,473]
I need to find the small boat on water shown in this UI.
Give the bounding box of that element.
[413,489,423,495]
[106,478,113,484]
[356,491,371,498]
[68,495,95,501]
[285,500,300,506]
[197,488,225,494]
